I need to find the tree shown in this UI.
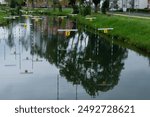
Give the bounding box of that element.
[93,0,101,13]
[79,0,92,16]
[68,0,76,6]
[10,0,17,8]
[53,0,57,11]
[9,0,25,8]
[8,0,25,15]
[110,0,119,10]
[101,0,109,14]
[31,0,34,8]
[130,0,135,9]
[52,0,62,12]
[68,0,79,14]
[46,0,49,8]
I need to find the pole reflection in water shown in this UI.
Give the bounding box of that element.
[0,16,127,98]
[57,74,59,100]
[76,84,78,100]
[0,16,150,100]
[4,42,6,60]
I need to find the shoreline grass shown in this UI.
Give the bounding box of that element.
[20,7,150,53]
[0,11,8,25]
[0,6,10,25]
[73,14,150,53]
[1,6,150,54]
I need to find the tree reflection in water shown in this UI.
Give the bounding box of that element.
[58,33,128,97]
[31,17,128,97]
[5,16,128,97]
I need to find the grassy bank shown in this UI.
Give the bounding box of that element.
[0,6,10,25]
[22,7,150,53]
[0,11,7,25]
[73,14,150,53]
[1,6,150,53]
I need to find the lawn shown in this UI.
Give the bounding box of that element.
[74,14,150,53]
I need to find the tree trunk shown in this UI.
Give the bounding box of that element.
[59,4,62,12]
[46,0,49,8]
[95,4,98,13]
[53,4,56,11]
[131,0,135,9]
[31,0,34,8]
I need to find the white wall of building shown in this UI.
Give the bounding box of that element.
[0,0,7,4]
[138,0,148,9]
[118,0,148,9]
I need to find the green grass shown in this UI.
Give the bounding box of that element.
[0,5,10,25]
[73,14,150,53]
[0,11,7,25]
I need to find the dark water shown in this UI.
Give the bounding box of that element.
[0,16,150,100]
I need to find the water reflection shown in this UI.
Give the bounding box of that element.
[53,32,127,97]
[0,16,149,99]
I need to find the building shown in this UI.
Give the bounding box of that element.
[148,0,150,8]
[117,0,149,9]
[0,0,7,4]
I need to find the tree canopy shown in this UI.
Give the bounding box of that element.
[93,0,101,13]
[9,0,25,8]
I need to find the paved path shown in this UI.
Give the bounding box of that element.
[111,12,150,20]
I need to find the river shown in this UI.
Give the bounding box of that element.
[0,16,150,99]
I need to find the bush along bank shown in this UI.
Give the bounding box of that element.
[0,11,8,25]
[71,14,150,54]
[0,6,12,25]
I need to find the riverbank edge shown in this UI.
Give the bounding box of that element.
[23,8,150,55]
[70,14,150,55]
[1,7,150,56]
[0,12,8,25]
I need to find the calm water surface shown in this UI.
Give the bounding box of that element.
[0,16,150,99]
